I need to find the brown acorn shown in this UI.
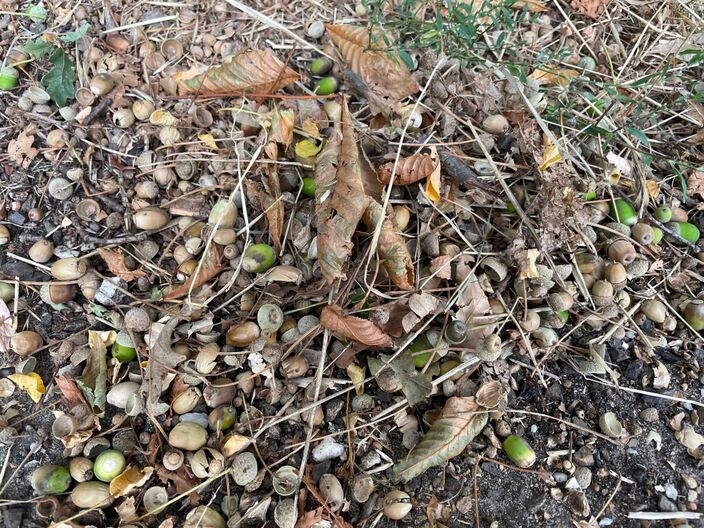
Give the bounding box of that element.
[607,240,636,266]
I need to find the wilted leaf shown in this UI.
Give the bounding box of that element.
[0,300,12,354]
[143,319,186,415]
[8,372,45,403]
[98,248,147,282]
[301,118,320,138]
[198,133,219,149]
[110,466,154,497]
[164,245,224,300]
[295,139,323,159]
[539,139,562,171]
[76,331,112,415]
[315,98,371,283]
[269,108,296,147]
[425,159,442,202]
[347,364,366,395]
[362,200,415,290]
[55,375,90,408]
[369,350,432,406]
[378,154,437,185]
[260,168,284,251]
[430,255,452,280]
[408,293,439,319]
[326,24,419,107]
[570,0,609,18]
[393,397,487,482]
[652,361,670,389]
[7,131,38,169]
[321,304,392,348]
[173,50,299,95]
[516,249,540,279]
[115,497,138,523]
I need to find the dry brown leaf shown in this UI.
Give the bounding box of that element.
[570,0,610,18]
[116,497,138,523]
[687,170,704,199]
[164,245,224,300]
[173,50,299,95]
[430,255,453,280]
[363,201,415,290]
[98,248,147,282]
[326,24,419,106]
[268,108,296,147]
[516,249,541,279]
[378,154,437,185]
[295,508,325,528]
[8,131,38,169]
[315,97,371,283]
[320,304,393,348]
[55,375,91,409]
[143,319,186,415]
[529,68,580,87]
[261,144,285,251]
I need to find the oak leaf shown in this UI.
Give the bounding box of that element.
[314,97,371,283]
[393,397,487,482]
[164,245,224,300]
[378,153,437,185]
[98,248,147,282]
[325,24,419,107]
[173,50,299,95]
[320,304,393,348]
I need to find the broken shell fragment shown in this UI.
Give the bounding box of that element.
[383,489,412,520]
[143,486,169,513]
[272,466,299,496]
[599,411,623,438]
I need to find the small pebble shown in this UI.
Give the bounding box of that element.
[658,495,677,512]
[94,277,127,306]
[306,20,325,39]
[665,483,678,500]
[599,518,613,526]
[312,437,345,462]
[640,407,659,422]
[7,212,25,225]
[574,467,592,489]
[574,446,594,467]
[351,394,374,413]
[325,399,344,422]
[360,451,381,470]
[683,475,698,489]
[553,472,568,483]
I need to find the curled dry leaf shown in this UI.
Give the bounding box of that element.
[314,97,370,283]
[393,397,487,482]
[8,131,38,169]
[98,248,147,282]
[268,108,296,148]
[368,351,432,406]
[109,466,154,497]
[0,299,12,354]
[173,50,299,95]
[164,245,224,300]
[362,201,415,290]
[76,331,112,415]
[325,24,419,107]
[320,304,393,348]
[378,153,437,185]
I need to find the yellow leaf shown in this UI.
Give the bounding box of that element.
[529,68,580,88]
[347,364,366,395]
[295,139,323,159]
[8,372,45,403]
[109,466,154,497]
[301,118,320,138]
[426,159,442,202]
[89,330,116,349]
[516,249,541,280]
[539,141,562,171]
[198,133,218,149]
[645,180,660,201]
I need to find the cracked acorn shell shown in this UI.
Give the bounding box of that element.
[383,490,413,520]
[319,474,344,512]
[188,448,225,478]
[272,466,299,496]
[143,486,169,513]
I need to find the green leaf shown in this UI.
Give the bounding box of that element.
[24,4,47,21]
[59,22,90,42]
[627,127,650,146]
[42,48,75,106]
[23,37,55,59]
[393,397,488,482]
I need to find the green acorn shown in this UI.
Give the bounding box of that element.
[665,221,700,244]
[651,226,663,244]
[31,465,72,495]
[93,449,126,482]
[314,76,338,96]
[242,243,276,273]
[0,67,19,90]
[582,191,597,201]
[683,300,704,330]
[654,206,672,222]
[409,334,433,368]
[112,330,137,362]
[310,57,333,76]
[300,177,316,198]
[609,199,637,226]
[503,434,536,468]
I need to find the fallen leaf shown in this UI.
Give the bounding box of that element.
[570,0,610,18]
[110,466,154,497]
[7,131,38,169]
[143,319,186,415]
[98,248,147,282]
[369,350,432,406]
[392,397,487,482]
[430,255,453,280]
[198,133,219,149]
[425,158,442,202]
[516,249,541,279]
[173,50,299,95]
[326,24,419,108]
[408,293,439,319]
[539,138,562,171]
[164,245,224,300]
[0,300,12,353]
[320,304,392,348]
[55,375,90,408]
[76,331,112,415]
[528,68,580,88]
[687,170,704,199]
[301,118,320,138]
[260,165,284,251]
[347,364,366,395]
[652,361,670,389]
[295,139,323,159]
[8,372,46,403]
[645,179,661,201]
[314,97,371,283]
[378,153,437,185]
[362,200,415,290]
[268,108,296,147]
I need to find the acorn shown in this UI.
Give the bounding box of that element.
[172,387,202,414]
[310,57,333,76]
[113,107,135,128]
[27,240,52,265]
[93,449,126,482]
[519,310,541,332]
[607,240,636,265]
[604,262,627,289]
[51,257,87,280]
[683,300,704,330]
[503,434,536,468]
[40,283,76,304]
[300,177,316,198]
[314,76,338,95]
[591,280,614,306]
[71,481,113,508]
[547,292,574,312]
[168,422,208,451]
[133,206,170,230]
[609,198,637,226]
[383,490,412,520]
[31,465,72,495]
[394,205,411,231]
[112,331,137,362]
[208,405,237,430]
[0,281,14,302]
[444,320,467,344]
[651,227,663,244]
[132,99,154,121]
[482,114,509,135]
[670,207,688,222]
[641,299,667,323]
[0,66,19,90]
[11,331,43,356]
[89,73,115,96]
[69,457,94,482]
[319,474,344,513]
[242,243,276,273]
[208,200,238,227]
[665,221,700,244]
[654,206,672,222]
[226,321,260,347]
